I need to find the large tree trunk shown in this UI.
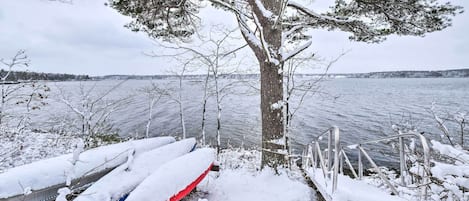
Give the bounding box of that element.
[256,0,287,169]
[260,61,286,168]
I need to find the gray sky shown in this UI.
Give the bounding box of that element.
[0,0,468,75]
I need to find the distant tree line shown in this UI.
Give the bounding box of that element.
[338,68,469,78]
[98,68,469,81]
[0,69,90,81]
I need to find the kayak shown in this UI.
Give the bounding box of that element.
[74,138,197,201]
[125,148,216,201]
[0,137,175,199]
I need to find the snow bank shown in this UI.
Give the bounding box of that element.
[0,137,175,199]
[126,148,216,201]
[75,138,196,201]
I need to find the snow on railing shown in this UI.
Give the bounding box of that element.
[344,132,431,199]
[302,127,432,200]
[302,126,340,193]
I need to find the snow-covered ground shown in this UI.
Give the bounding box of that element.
[184,149,315,201]
[2,130,468,201]
[1,132,314,201]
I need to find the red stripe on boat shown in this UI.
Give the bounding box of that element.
[169,163,213,201]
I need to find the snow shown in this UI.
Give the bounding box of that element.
[308,168,405,201]
[56,187,70,201]
[0,130,82,172]
[281,40,312,62]
[431,140,469,163]
[0,136,175,199]
[74,138,196,201]
[126,148,216,201]
[429,140,469,200]
[271,100,284,110]
[287,1,353,23]
[183,149,314,201]
[431,161,469,182]
[254,0,273,18]
[196,168,312,201]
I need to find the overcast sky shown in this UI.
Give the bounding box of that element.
[0,0,468,76]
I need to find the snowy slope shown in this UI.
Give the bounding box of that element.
[74,138,196,201]
[0,137,175,199]
[125,148,216,201]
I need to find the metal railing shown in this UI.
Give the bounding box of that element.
[302,127,432,200]
[345,131,431,199]
[302,126,340,193]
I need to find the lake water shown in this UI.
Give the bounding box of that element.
[29,78,469,165]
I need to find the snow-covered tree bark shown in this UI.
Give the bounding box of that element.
[109,0,462,168]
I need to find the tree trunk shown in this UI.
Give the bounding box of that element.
[260,61,286,168]
[250,0,287,169]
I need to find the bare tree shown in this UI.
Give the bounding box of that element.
[430,103,468,149]
[454,112,467,148]
[150,26,247,152]
[0,50,49,131]
[430,103,455,146]
[110,0,462,168]
[282,52,341,160]
[139,81,167,138]
[15,82,50,132]
[167,63,190,139]
[57,80,129,147]
[0,50,30,126]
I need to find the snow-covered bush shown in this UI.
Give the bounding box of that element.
[0,129,81,173]
[429,103,467,149]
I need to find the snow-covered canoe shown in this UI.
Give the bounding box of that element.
[0,137,175,199]
[74,138,197,201]
[125,148,216,201]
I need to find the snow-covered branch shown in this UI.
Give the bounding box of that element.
[281,39,312,62]
[287,1,353,24]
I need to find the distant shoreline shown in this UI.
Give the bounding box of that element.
[2,68,468,81]
[93,68,469,80]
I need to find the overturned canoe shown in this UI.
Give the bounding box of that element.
[0,137,175,200]
[74,138,197,201]
[126,148,216,201]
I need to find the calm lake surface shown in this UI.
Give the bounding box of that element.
[30,78,469,165]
